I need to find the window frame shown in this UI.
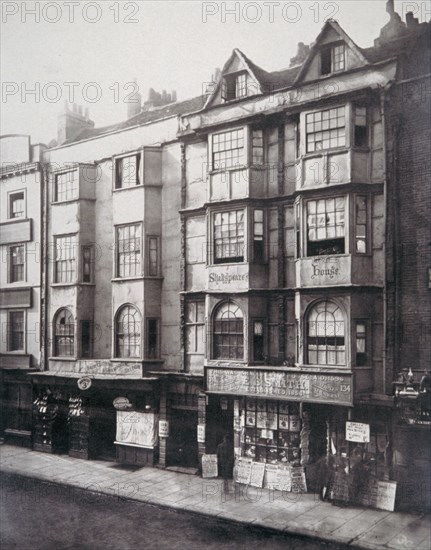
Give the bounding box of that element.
[305,106,346,154]
[306,300,346,367]
[80,320,93,359]
[53,308,75,358]
[305,196,347,257]
[250,128,265,166]
[81,244,94,283]
[7,310,25,353]
[114,304,142,359]
[353,105,369,148]
[210,127,246,171]
[8,243,26,283]
[113,151,143,190]
[146,318,160,360]
[221,71,249,102]
[251,208,266,263]
[353,194,370,255]
[8,190,26,219]
[115,222,142,279]
[185,301,205,357]
[212,208,246,265]
[355,320,369,367]
[252,319,265,363]
[54,234,78,284]
[147,236,160,277]
[320,43,346,75]
[212,301,244,361]
[53,169,79,203]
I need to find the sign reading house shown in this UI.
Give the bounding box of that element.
[206,367,353,406]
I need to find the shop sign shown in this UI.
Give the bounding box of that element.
[202,454,218,478]
[206,367,353,405]
[346,421,370,443]
[197,424,205,443]
[113,396,132,410]
[77,377,92,391]
[158,420,169,438]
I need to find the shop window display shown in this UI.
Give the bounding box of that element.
[242,399,301,465]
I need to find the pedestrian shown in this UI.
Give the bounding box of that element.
[217,434,234,493]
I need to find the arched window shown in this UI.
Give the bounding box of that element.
[115,305,141,358]
[307,301,345,366]
[213,302,244,360]
[54,308,75,357]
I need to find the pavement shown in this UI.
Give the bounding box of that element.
[1,444,430,550]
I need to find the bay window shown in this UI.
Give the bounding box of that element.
[54,235,77,283]
[355,196,368,253]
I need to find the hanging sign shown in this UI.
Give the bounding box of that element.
[113,396,132,410]
[202,454,218,478]
[77,377,92,391]
[158,420,169,438]
[346,421,370,443]
[197,424,206,443]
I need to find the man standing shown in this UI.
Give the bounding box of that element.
[217,434,234,493]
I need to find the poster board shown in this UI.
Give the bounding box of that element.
[263,464,279,490]
[116,411,159,447]
[202,454,218,478]
[358,480,397,511]
[277,464,292,492]
[346,421,370,443]
[290,466,307,493]
[158,420,169,438]
[235,457,252,485]
[249,462,266,488]
[197,424,205,443]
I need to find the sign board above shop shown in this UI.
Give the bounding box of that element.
[206,367,353,406]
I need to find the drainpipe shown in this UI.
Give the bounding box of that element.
[40,158,49,371]
[380,84,391,396]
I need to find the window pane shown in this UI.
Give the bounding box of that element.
[306,107,345,153]
[214,209,244,263]
[307,302,345,365]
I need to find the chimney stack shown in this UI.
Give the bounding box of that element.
[289,42,310,67]
[405,11,419,29]
[57,102,94,145]
[126,78,142,119]
[142,87,177,112]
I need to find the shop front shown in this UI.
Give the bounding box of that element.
[30,370,160,465]
[203,365,397,510]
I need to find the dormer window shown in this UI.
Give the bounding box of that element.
[222,72,249,101]
[321,44,345,75]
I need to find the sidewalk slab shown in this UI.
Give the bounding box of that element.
[1,444,429,550]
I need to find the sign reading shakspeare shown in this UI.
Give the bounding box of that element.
[206,367,353,406]
[207,264,249,291]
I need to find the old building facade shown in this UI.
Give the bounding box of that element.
[0,1,429,511]
[178,6,430,509]
[0,135,46,446]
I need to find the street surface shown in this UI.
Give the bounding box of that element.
[1,474,350,550]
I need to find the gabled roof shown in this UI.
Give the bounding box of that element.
[204,48,266,109]
[294,19,369,84]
